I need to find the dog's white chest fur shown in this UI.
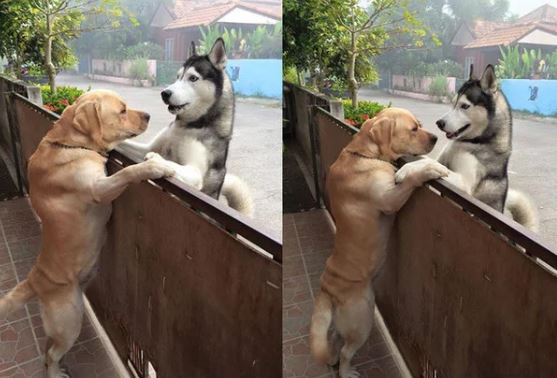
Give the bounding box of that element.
[439,142,484,194]
[151,125,209,175]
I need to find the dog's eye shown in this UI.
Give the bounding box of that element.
[189,75,199,82]
[461,104,470,110]
[120,108,126,114]
[412,127,418,132]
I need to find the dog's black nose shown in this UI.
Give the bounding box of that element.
[161,89,172,104]
[436,119,445,130]
[142,112,151,122]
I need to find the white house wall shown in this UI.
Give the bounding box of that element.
[217,8,278,25]
[518,29,557,46]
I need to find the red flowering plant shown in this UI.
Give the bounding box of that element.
[342,99,390,127]
[40,85,88,115]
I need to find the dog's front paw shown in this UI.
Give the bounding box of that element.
[340,367,360,378]
[394,163,412,184]
[174,165,203,190]
[144,152,164,162]
[418,161,449,183]
[140,159,175,181]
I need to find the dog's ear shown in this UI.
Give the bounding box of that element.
[469,64,475,80]
[73,100,103,146]
[188,41,196,58]
[480,64,497,93]
[368,116,393,151]
[209,38,227,70]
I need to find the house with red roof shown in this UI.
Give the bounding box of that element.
[150,0,281,61]
[451,4,557,77]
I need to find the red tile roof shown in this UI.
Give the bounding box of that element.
[164,0,281,30]
[464,22,557,49]
[469,20,507,37]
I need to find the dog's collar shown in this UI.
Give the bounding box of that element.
[49,141,108,158]
[460,131,496,145]
[346,150,380,160]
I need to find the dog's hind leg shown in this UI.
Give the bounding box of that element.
[41,285,84,378]
[335,288,375,378]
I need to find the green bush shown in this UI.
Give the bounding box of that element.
[342,99,389,126]
[405,60,463,78]
[495,46,557,79]
[123,42,164,60]
[128,59,150,82]
[284,66,298,83]
[41,85,87,114]
[199,23,282,59]
[428,76,449,102]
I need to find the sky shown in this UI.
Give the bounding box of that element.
[508,0,557,16]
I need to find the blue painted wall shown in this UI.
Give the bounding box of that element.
[226,59,281,99]
[501,79,557,116]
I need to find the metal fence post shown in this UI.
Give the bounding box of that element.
[5,92,25,195]
[308,105,322,208]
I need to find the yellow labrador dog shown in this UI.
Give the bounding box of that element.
[0,90,174,378]
[310,108,448,378]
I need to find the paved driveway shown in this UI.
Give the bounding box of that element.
[360,88,557,249]
[57,74,282,238]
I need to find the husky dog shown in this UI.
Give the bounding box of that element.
[119,38,253,216]
[435,64,538,231]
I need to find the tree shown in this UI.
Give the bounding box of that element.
[0,0,136,91]
[74,0,174,61]
[283,0,326,84]
[0,1,34,77]
[321,0,432,106]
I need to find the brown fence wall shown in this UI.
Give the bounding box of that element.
[0,76,42,191]
[13,94,58,186]
[283,82,343,166]
[9,93,282,378]
[310,106,557,378]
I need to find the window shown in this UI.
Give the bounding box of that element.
[464,56,475,78]
[164,38,174,61]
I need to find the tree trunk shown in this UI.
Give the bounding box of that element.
[296,68,302,85]
[45,14,56,92]
[347,9,358,108]
[348,31,358,108]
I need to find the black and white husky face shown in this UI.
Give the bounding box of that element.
[161,38,227,121]
[436,65,497,141]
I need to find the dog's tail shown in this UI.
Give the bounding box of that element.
[0,279,35,320]
[506,188,539,233]
[221,173,254,217]
[310,291,333,365]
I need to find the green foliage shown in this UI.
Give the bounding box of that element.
[284,0,432,107]
[0,0,135,90]
[428,75,449,102]
[41,85,86,114]
[546,50,557,79]
[122,42,163,60]
[496,46,557,79]
[128,59,150,81]
[408,60,463,78]
[198,23,282,59]
[284,66,299,84]
[342,99,389,126]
